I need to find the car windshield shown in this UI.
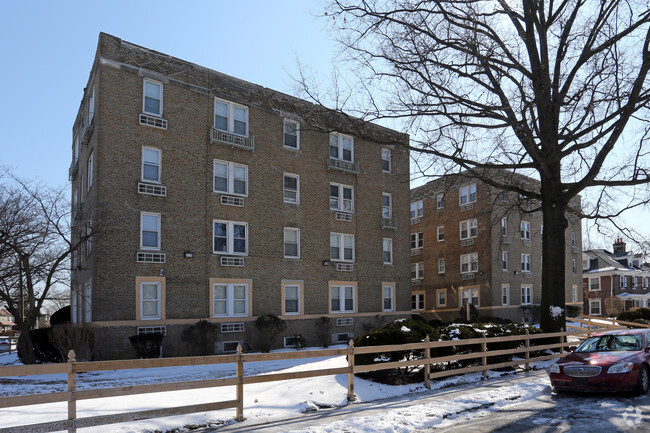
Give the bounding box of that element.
[576,334,643,352]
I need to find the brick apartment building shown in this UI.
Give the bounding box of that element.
[409,173,583,323]
[69,33,411,359]
[583,239,650,317]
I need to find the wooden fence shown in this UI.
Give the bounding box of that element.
[0,330,586,433]
[567,315,650,333]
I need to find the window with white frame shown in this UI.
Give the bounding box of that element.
[283,174,300,204]
[142,147,161,183]
[410,200,423,219]
[213,283,249,317]
[572,259,576,274]
[383,285,394,311]
[572,285,578,303]
[283,119,299,149]
[383,238,393,264]
[521,254,531,272]
[459,183,477,205]
[411,262,424,279]
[438,258,446,274]
[74,135,79,163]
[140,212,160,250]
[571,232,576,249]
[459,219,478,240]
[284,228,300,259]
[214,98,248,136]
[501,217,508,236]
[502,251,509,271]
[381,148,391,172]
[644,277,649,288]
[284,284,300,315]
[214,160,248,196]
[143,79,163,116]
[329,132,354,162]
[619,275,628,288]
[140,282,161,320]
[331,285,355,313]
[589,277,600,291]
[382,193,392,218]
[88,88,95,123]
[589,299,601,315]
[436,192,444,209]
[437,226,445,242]
[213,220,248,255]
[502,285,509,305]
[437,289,447,307]
[412,293,424,310]
[520,221,531,240]
[460,253,478,274]
[84,281,92,323]
[521,286,532,305]
[411,232,424,249]
[460,287,479,307]
[330,233,354,262]
[87,151,93,190]
[330,183,354,213]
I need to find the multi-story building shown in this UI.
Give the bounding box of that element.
[409,173,583,323]
[0,308,16,333]
[69,33,410,359]
[583,239,650,316]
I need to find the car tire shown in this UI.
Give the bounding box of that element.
[634,366,649,396]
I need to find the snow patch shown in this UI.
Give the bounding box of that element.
[401,326,411,332]
[549,306,564,320]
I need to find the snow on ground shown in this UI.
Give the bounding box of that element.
[0,347,555,433]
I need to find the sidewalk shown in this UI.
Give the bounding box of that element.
[201,369,549,433]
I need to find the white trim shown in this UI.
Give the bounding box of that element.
[329,132,354,162]
[87,151,94,190]
[214,97,249,136]
[383,238,393,265]
[502,284,509,306]
[589,298,602,316]
[330,232,355,262]
[213,282,250,317]
[213,159,248,197]
[283,173,300,204]
[140,282,162,320]
[383,285,394,312]
[283,119,300,149]
[284,227,300,259]
[459,218,478,240]
[437,225,445,242]
[412,293,425,311]
[411,262,424,279]
[331,284,356,313]
[284,284,301,315]
[330,183,354,213]
[459,183,477,205]
[142,147,161,184]
[381,147,391,173]
[410,200,423,218]
[213,220,248,256]
[521,285,532,305]
[382,193,392,218]
[460,252,478,274]
[140,212,161,251]
[143,79,163,117]
[438,257,446,274]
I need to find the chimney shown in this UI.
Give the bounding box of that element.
[613,238,627,256]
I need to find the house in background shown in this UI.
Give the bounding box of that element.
[410,172,583,323]
[583,239,650,316]
[0,308,16,333]
[69,33,411,359]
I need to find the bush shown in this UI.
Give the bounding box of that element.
[565,305,582,318]
[254,314,286,352]
[475,316,513,324]
[315,316,332,348]
[182,320,220,356]
[29,328,61,363]
[129,333,164,358]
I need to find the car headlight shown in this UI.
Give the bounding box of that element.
[550,363,560,374]
[607,362,634,374]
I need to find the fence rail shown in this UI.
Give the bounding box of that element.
[0,330,585,433]
[567,315,650,333]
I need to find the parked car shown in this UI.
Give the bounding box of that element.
[549,329,650,394]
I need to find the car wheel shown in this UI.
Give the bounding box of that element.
[634,366,649,396]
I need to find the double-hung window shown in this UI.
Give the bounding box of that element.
[284,284,301,315]
[438,258,446,274]
[383,285,394,311]
[213,220,248,255]
[589,277,600,291]
[381,148,391,172]
[411,262,424,279]
[330,233,354,262]
[460,287,479,307]
[140,282,161,320]
[142,147,161,183]
[410,200,423,219]
[460,253,478,274]
[143,79,163,116]
[411,232,424,249]
[520,221,531,240]
[436,192,444,209]
[589,299,601,315]
[213,283,249,317]
[620,275,628,288]
[521,254,531,272]
[459,183,477,205]
[214,160,248,196]
[502,285,509,305]
[502,251,509,270]
[140,212,161,250]
[284,228,300,259]
[437,289,447,307]
[329,132,354,162]
[331,285,355,313]
[330,183,354,213]
[383,238,393,264]
[87,151,93,190]
[284,119,300,149]
[501,217,508,236]
[412,293,425,310]
[382,193,392,218]
[459,219,478,240]
[437,226,445,242]
[521,286,532,305]
[88,88,95,123]
[283,173,300,204]
[214,98,248,136]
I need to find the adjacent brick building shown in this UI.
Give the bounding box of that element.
[409,173,583,323]
[69,33,411,359]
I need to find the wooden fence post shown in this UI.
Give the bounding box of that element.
[67,350,77,433]
[481,334,488,378]
[347,340,355,402]
[524,329,530,371]
[424,335,431,389]
[235,344,244,422]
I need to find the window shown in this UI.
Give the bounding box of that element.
[283,174,300,204]
[459,183,477,205]
[381,148,391,172]
[502,285,509,305]
[84,281,92,323]
[437,226,445,242]
[143,79,163,116]
[502,251,509,271]
[520,221,531,240]
[383,238,393,264]
[589,299,601,316]
[214,160,248,196]
[140,212,161,250]
[589,277,600,291]
[142,147,161,183]
[410,201,423,219]
[460,287,479,307]
[330,233,355,262]
[71,291,78,324]
[572,285,578,303]
[619,275,628,288]
[284,119,300,149]
[459,219,478,240]
[214,98,248,136]
[213,220,248,255]
[521,254,531,272]
[383,285,394,312]
[437,289,447,307]
[86,222,92,256]
[412,293,425,310]
[140,282,161,320]
[644,277,648,289]
[329,132,354,162]
[438,258,446,274]
[284,284,301,315]
[87,151,93,190]
[521,286,532,305]
[411,232,424,249]
[500,217,508,236]
[411,262,424,279]
[330,183,354,213]
[213,283,249,317]
[436,192,444,209]
[331,285,355,313]
[284,228,300,259]
[571,232,577,249]
[74,135,79,163]
[382,193,392,218]
[460,253,478,274]
[572,259,576,275]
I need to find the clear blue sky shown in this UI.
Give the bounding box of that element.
[0,0,334,188]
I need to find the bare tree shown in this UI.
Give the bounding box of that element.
[302,0,650,332]
[0,170,95,363]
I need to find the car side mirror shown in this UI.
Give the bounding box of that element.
[568,346,577,352]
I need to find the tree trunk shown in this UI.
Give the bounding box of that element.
[17,323,36,364]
